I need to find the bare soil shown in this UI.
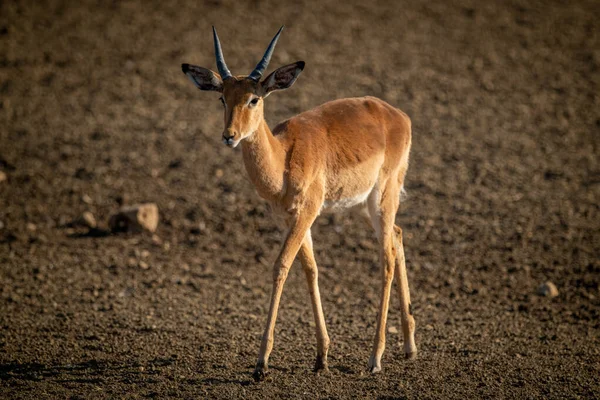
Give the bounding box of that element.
[1,0,599,398]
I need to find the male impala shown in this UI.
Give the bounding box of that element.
[181,26,416,381]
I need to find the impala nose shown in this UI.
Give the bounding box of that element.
[222,133,236,146]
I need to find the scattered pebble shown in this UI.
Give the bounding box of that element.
[26,223,37,232]
[139,261,149,270]
[58,215,71,227]
[388,326,398,334]
[124,59,136,71]
[0,171,6,183]
[537,281,559,298]
[109,203,159,233]
[80,211,97,229]
[82,194,93,204]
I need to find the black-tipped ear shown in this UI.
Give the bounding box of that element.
[260,61,305,96]
[182,63,223,92]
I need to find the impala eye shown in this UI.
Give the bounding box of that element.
[249,97,259,107]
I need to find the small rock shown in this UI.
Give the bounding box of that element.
[537,281,559,298]
[139,261,149,270]
[58,215,71,227]
[82,194,93,204]
[80,211,97,229]
[151,234,162,246]
[587,293,596,300]
[124,59,136,71]
[0,171,6,183]
[109,203,159,233]
[0,221,4,230]
[26,223,37,232]
[387,326,398,334]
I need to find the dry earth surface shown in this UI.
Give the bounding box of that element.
[1,0,599,398]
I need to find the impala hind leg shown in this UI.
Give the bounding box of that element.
[298,230,330,372]
[366,185,398,373]
[393,224,417,359]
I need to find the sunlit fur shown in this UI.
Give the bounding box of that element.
[219,75,416,379]
[184,65,416,379]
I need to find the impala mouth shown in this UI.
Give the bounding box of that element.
[222,136,240,148]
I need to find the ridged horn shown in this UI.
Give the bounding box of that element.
[213,26,232,80]
[247,26,284,81]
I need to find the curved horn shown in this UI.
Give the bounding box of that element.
[213,26,232,80]
[248,26,284,81]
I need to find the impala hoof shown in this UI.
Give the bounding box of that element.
[369,365,382,373]
[252,368,268,382]
[314,355,329,373]
[252,362,269,382]
[404,342,417,360]
[367,356,382,373]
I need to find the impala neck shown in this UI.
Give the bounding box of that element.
[241,117,286,201]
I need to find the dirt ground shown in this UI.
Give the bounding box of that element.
[1,0,599,398]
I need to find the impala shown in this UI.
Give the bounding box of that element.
[181,26,416,381]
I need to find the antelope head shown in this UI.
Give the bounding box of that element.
[182,26,305,148]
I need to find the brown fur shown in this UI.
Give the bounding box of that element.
[191,73,416,380]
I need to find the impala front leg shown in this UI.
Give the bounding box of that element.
[253,189,322,382]
[298,229,330,372]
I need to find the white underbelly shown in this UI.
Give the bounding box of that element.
[322,189,371,213]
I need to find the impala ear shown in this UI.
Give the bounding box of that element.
[182,64,223,92]
[260,61,305,96]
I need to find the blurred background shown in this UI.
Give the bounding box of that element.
[0,0,598,398]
